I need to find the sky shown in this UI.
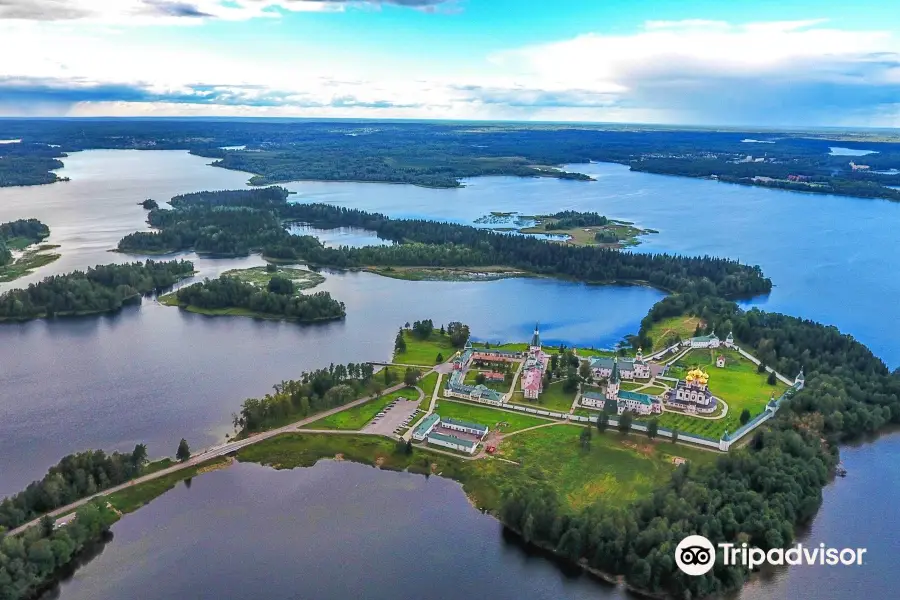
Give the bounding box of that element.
[0,0,899,127]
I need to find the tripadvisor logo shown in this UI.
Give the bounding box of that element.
[675,535,868,576]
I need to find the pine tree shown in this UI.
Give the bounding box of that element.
[176,438,191,462]
[394,329,407,353]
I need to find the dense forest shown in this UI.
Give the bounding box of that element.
[0,447,149,599]
[234,362,378,433]
[0,219,51,266]
[172,276,345,322]
[0,500,119,600]
[2,120,897,198]
[496,293,900,599]
[117,190,771,299]
[0,260,194,320]
[0,142,66,187]
[0,447,149,532]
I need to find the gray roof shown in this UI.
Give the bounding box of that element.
[441,416,488,433]
[428,432,477,449]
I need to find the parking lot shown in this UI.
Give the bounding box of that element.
[362,397,422,436]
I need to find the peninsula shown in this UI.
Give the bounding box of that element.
[0,218,60,283]
[4,287,896,600]
[159,266,345,323]
[115,188,771,299]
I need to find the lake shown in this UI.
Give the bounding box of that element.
[1,148,899,599]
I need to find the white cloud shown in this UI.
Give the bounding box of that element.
[0,17,898,125]
[0,0,453,23]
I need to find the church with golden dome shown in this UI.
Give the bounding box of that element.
[665,366,717,413]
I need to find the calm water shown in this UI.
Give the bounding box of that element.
[828,147,878,156]
[2,148,899,599]
[41,461,620,600]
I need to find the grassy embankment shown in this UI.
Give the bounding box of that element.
[644,315,704,349]
[301,388,419,430]
[393,330,459,366]
[236,433,511,511]
[0,244,61,282]
[158,265,329,320]
[417,372,439,412]
[432,398,550,433]
[105,456,232,514]
[508,381,576,414]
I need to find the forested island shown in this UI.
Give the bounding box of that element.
[3,120,899,200]
[0,219,60,283]
[516,210,656,247]
[162,275,345,323]
[116,188,771,299]
[0,260,195,321]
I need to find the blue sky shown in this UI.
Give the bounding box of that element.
[1,0,898,126]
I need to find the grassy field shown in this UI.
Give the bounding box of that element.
[301,388,419,431]
[641,384,667,396]
[518,219,653,248]
[433,399,549,433]
[463,368,511,393]
[497,424,716,510]
[645,315,704,349]
[222,265,325,291]
[237,433,512,511]
[393,330,459,366]
[619,381,646,391]
[107,457,231,514]
[508,381,576,414]
[642,348,786,439]
[0,244,60,282]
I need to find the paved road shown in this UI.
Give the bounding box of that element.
[5,377,424,538]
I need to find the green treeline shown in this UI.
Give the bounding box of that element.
[173,276,345,322]
[0,447,149,532]
[497,293,900,599]
[117,190,772,299]
[235,362,376,433]
[538,210,609,230]
[0,143,66,187]
[0,501,119,600]
[0,260,194,321]
[282,204,771,298]
[0,219,51,266]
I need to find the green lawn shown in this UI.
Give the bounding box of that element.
[394,331,458,366]
[463,368,512,393]
[498,424,715,510]
[432,399,549,433]
[509,381,576,413]
[641,384,668,396]
[301,388,418,431]
[0,244,61,283]
[620,381,646,391]
[418,372,439,411]
[645,315,704,349]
